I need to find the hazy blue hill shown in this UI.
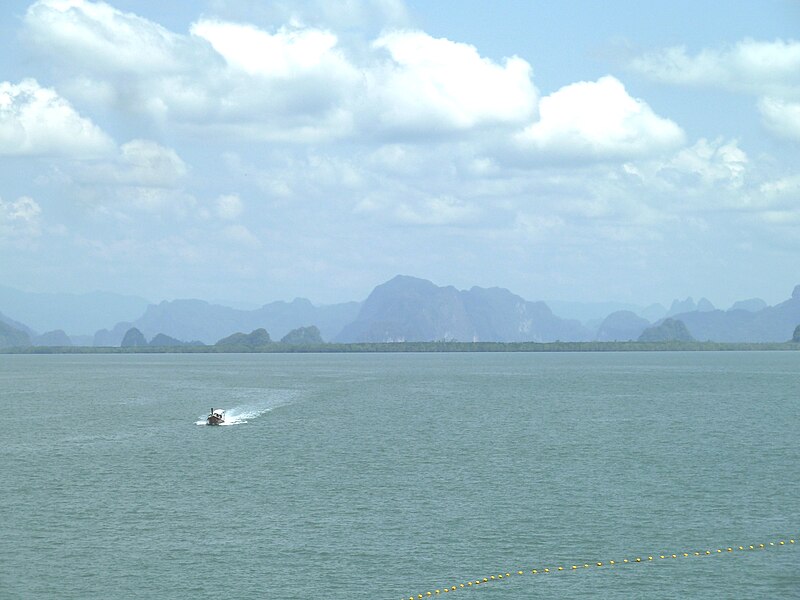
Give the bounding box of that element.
[99,297,360,345]
[216,328,271,347]
[544,300,667,326]
[335,275,592,343]
[640,303,668,323]
[793,324,800,343]
[672,285,800,342]
[148,333,198,347]
[0,311,36,337]
[465,286,589,342]
[93,322,134,347]
[0,285,149,335]
[595,311,651,341]
[33,330,72,347]
[0,320,31,348]
[121,327,147,347]
[667,297,697,316]
[132,300,245,345]
[729,298,767,312]
[335,276,472,342]
[638,318,695,342]
[696,298,715,312]
[281,326,323,344]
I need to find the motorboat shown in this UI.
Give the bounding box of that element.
[207,408,226,425]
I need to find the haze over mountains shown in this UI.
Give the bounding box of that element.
[1,276,799,348]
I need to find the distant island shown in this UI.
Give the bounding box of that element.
[1,276,799,351]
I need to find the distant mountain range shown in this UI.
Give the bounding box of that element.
[0,285,149,335]
[1,277,799,347]
[92,298,361,346]
[335,275,590,342]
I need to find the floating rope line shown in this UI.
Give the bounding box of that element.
[402,538,795,598]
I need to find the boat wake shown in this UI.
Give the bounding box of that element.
[196,392,293,426]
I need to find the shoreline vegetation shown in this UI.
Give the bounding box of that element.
[3,341,800,354]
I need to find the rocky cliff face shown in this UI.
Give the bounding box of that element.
[97,298,359,345]
[595,311,650,341]
[335,275,591,343]
[672,285,800,342]
[638,318,695,342]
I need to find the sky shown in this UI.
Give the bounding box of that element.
[1,0,799,308]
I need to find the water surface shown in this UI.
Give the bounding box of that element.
[2,352,797,598]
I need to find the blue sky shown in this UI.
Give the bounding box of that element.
[1,0,799,308]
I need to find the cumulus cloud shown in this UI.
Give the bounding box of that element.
[620,137,748,200]
[190,18,361,131]
[630,38,800,98]
[356,191,480,226]
[221,224,260,248]
[216,194,243,220]
[191,20,347,78]
[514,76,684,160]
[0,195,42,240]
[25,0,196,75]
[0,78,114,157]
[77,139,188,187]
[758,97,800,141]
[758,174,800,221]
[631,38,800,143]
[23,3,541,143]
[367,30,537,135]
[25,1,357,140]
[664,138,748,188]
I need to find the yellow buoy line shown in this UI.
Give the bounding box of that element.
[402,537,795,598]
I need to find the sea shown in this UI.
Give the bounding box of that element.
[1,351,798,599]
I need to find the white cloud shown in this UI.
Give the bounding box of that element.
[631,38,800,143]
[216,194,243,220]
[0,195,42,240]
[77,139,188,187]
[190,20,344,77]
[25,2,357,141]
[394,195,479,225]
[760,174,800,198]
[25,0,194,75]
[221,224,260,248]
[758,97,800,141]
[514,76,684,160]
[367,30,537,135]
[112,187,196,215]
[356,192,480,226]
[630,38,800,98]
[664,138,748,188]
[0,78,114,157]
[619,138,749,209]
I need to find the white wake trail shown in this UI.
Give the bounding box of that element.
[196,391,293,426]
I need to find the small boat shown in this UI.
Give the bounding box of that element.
[207,408,226,425]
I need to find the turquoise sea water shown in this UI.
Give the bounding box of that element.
[1,352,798,599]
